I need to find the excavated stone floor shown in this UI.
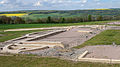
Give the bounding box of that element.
[35,27,100,48]
[1,25,115,61]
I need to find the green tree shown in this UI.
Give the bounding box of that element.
[47,16,51,23]
[97,15,103,21]
[61,18,65,23]
[88,15,92,21]
[14,17,25,24]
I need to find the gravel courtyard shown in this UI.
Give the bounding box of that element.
[84,45,120,60]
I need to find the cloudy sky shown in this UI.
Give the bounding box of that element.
[0,0,119,11]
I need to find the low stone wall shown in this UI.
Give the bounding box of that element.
[9,36,27,42]
[22,41,65,48]
[77,50,120,64]
[78,51,88,59]
[78,58,120,64]
[27,30,66,41]
[4,27,68,32]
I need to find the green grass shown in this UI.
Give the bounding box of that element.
[24,13,82,19]
[0,30,44,42]
[0,21,113,30]
[24,13,69,19]
[0,56,119,67]
[75,30,120,48]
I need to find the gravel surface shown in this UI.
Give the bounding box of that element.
[36,27,101,48]
[7,27,102,60]
[83,45,120,60]
[107,22,120,25]
[0,34,4,37]
[20,46,86,60]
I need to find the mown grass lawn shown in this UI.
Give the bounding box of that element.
[0,56,119,67]
[0,30,45,42]
[0,21,113,30]
[75,30,120,48]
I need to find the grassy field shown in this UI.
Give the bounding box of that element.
[24,13,69,19]
[0,14,28,17]
[0,30,45,42]
[93,9,111,10]
[22,9,118,19]
[24,13,85,19]
[0,21,113,30]
[0,56,119,67]
[75,30,120,48]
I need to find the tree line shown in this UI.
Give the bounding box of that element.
[0,15,120,24]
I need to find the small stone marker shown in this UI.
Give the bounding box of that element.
[112,42,117,46]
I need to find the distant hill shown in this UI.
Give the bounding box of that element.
[0,8,120,19]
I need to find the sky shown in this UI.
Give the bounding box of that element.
[0,0,119,11]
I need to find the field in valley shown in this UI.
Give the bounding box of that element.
[0,8,120,19]
[0,14,28,17]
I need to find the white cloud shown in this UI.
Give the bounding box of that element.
[33,0,88,5]
[0,0,119,11]
[51,0,56,4]
[94,0,100,1]
[0,1,5,4]
[0,0,89,11]
[44,0,48,2]
[81,4,85,7]
[34,1,43,6]
[82,0,87,3]
[97,2,101,5]
[58,0,63,3]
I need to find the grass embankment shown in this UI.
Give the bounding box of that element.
[75,30,120,48]
[0,56,119,67]
[0,21,112,30]
[0,30,44,42]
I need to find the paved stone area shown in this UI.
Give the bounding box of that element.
[83,45,120,60]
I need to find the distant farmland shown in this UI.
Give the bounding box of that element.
[0,13,28,17]
[0,8,120,19]
[93,9,112,10]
